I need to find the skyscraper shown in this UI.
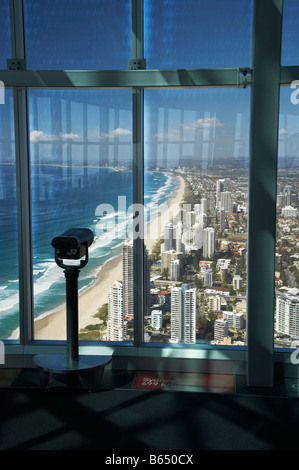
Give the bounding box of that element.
[122,243,134,318]
[216,179,226,209]
[186,211,196,227]
[220,191,233,213]
[214,318,228,343]
[276,288,299,337]
[204,268,213,287]
[122,242,150,318]
[170,259,180,281]
[220,208,226,231]
[164,222,176,251]
[194,223,204,249]
[201,198,208,217]
[203,227,215,259]
[183,287,197,344]
[144,247,151,316]
[170,284,196,344]
[107,281,124,341]
[170,287,182,343]
[151,309,163,330]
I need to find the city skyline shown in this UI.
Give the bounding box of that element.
[18,157,293,346]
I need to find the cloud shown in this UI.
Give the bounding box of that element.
[111,128,132,137]
[153,117,225,141]
[90,128,132,140]
[62,133,81,140]
[194,117,224,128]
[30,130,81,143]
[279,127,289,136]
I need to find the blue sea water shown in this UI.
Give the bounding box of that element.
[0,165,179,339]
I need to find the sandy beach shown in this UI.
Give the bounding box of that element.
[34,174,186,340]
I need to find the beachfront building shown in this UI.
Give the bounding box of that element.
[122,243,134,318]
[123,242,150,317]
[170,285,196,344]
[276,288,299,337]
[170,287,182,343]
[164,222,176,251]
[184,287,197,344]
[107,281,124,342]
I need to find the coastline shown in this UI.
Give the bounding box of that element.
[34,174,186,340]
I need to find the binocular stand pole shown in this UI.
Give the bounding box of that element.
[65,266,80,385]
[33,255,112,392]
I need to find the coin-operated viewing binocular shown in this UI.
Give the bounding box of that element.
[51,227,94,269]
[33,227,111,391]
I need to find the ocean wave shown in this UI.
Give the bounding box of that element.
[1,170,180,336]
[0,291,19,314]
[33,262,64,296]
[33,269,47,276]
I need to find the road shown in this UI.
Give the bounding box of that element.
[282,261,295,288]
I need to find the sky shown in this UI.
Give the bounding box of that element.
[1,0,299,164]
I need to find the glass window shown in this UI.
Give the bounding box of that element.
[0,0,11,69]
[281,0,299,66]
[24,0,132,70]
[144,88,250,346]
[0,90,19,340]
[144,0,253,69]
[275,86,299,349]
[29,90,133,342]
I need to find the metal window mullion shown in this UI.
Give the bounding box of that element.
[9,0,26,61]
[133,88,144,348]
[132,0,143,61]
[14,88,33,344]
[246,0,283,387]
[132,0,144,348]
[0,68,250,89]
[9,0,33,344]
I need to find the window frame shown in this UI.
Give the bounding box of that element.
[1,0,295,386]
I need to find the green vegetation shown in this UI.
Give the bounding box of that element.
[94,303,109,324]
[180,178,201,207]
[79,303,108,341]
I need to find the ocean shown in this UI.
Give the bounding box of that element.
[0,165,179,339]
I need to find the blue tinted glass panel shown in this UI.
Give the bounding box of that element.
[0,0,11,69]
[274,87,299,348]
[0,90,19,340]
[144,88,250,346]
[29,90,133,341]
[144,0,253,69]
[281,0,299,66]
[25,0,131,70]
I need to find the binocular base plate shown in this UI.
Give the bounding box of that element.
[33,354,112,392]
